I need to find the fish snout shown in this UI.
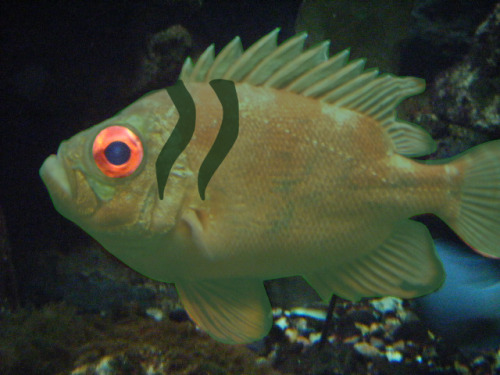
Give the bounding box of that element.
[40,143,79,219]
[40,154,72,200]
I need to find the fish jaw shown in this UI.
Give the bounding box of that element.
[40,151,78,221]
[40,140,100,224]
[40,154,72,198]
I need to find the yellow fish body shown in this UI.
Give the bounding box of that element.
[40,29,500,344]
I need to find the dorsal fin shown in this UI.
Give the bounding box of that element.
[180,29,436,157]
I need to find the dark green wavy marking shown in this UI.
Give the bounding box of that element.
[198,79,239,200]
[156,80,195,200]
[156,79,239,201]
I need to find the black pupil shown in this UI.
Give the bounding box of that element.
[104,141,131,165]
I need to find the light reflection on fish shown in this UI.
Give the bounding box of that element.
[39,29,500,344]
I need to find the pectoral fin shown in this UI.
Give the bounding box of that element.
[305,220,445,302]
[176,208,211,256]
[175,278,272,344]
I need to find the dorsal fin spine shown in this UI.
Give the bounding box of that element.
[335,74,393,108]
[190,44,215,82]
[320,69,379,104]
[286,49,350,93]
[206,36,243,81]
[265,40,330,89]
[223,28,280,81]
[303,59,365,98]
[180,29,435,157]
[244,32,307,85]
[179,57,194,81]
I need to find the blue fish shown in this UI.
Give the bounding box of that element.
[414,239,500,351]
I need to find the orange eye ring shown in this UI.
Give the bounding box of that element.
[92,125,143,178]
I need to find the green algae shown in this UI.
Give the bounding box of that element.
[0,303,93,375]
[0,302,281,375]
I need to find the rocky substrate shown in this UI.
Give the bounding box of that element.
[256,297,500,375]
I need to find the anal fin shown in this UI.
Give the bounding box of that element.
[176,278,272,344]
[305,220,445,302]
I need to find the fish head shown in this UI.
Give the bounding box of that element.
[40,90,193,275]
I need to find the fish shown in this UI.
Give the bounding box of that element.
[414,239,500,351]
[39,29,500,344]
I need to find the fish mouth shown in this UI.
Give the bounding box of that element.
[40,151,74,211]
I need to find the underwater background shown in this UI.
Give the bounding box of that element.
[1,1,499,374]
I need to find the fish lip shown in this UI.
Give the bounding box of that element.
[40,149,73,202]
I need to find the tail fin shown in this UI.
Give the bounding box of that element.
[444,140,500,258]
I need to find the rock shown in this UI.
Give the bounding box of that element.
[400,0,497,80]
[132,25,193,94]
[346,310,378,326]
[285,327,299,343]
[370,336,385,350]
[385,349,403,363]
[145,307,163,322]
[354,342,384,358]
[370,296,403,314]
[168,308,190,323]
[431,3,500,132]
[393,321,431,344]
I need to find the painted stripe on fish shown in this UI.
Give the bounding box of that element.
[157,79,239,200]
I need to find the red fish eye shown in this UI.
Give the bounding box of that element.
[93,125,143,178]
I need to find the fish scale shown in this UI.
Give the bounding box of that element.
[40,29,500,344]
[180,84,442,269]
